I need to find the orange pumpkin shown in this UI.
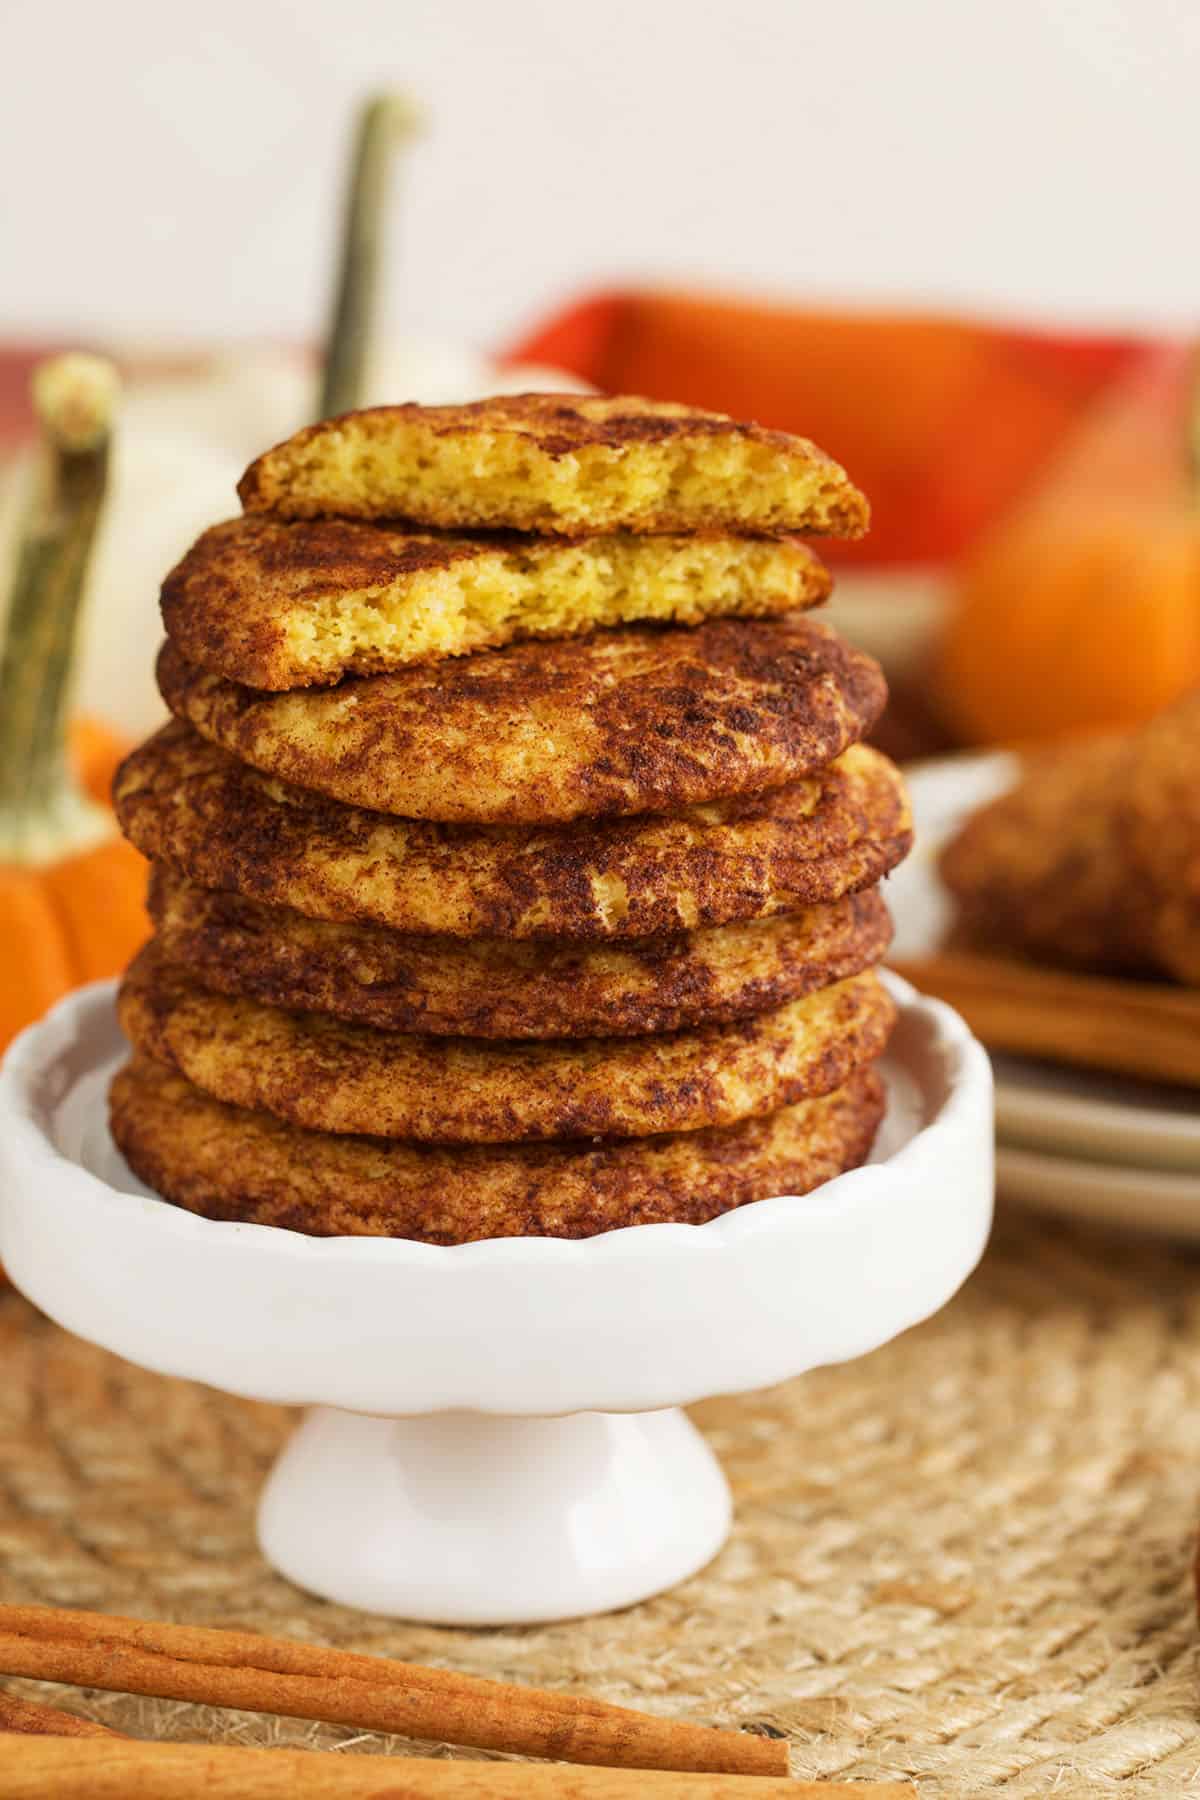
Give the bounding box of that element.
[0,727,147,1053]
[0,356,148,1056]
[934,342,1200,746]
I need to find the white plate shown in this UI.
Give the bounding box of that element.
[887,751,1018,964]
[992,1054,1200,1172]
[998,1143,1200,1240]
[895,753,1200,1228]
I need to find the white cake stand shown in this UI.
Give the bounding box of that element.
[0,974,992,1625]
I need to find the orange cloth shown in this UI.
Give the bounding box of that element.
[504,290,1147,566]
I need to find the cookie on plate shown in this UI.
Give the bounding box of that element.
[146,868,893,1038]
[162,515,832,690]
[237,393,870,538]
[115,724,912,940]
[156,617,887,825]
[110,1055,886,1243]
[118,943,896,1143]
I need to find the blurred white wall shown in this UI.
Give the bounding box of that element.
[4,0,1197,350]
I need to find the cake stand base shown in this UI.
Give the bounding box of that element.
[258,1405,732,1625]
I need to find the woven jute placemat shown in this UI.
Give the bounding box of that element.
[2,1204,1199,1795]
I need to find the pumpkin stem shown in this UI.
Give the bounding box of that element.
[319,90,424,420]
[0,354,117,865]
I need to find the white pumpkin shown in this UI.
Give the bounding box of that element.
[1,341,585,738]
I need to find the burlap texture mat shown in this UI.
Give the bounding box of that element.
[2,1204,1199,1795]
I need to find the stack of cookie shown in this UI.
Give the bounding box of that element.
[110,396,912,1244]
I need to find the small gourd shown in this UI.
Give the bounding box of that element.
[0,355,147,1051]
[935,343,1200,745]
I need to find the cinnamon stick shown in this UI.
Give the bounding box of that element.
[0,1605,784,1777]
[0,1688,122,1738]
[1,1738,915,1798]
[890,948,1200,1088]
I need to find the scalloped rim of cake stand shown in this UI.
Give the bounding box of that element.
[0,974,994,1420]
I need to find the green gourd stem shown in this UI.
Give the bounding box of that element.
[319,91,424,421]
[0,355,117,865]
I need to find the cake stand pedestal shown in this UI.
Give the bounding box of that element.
[0,975,992,1625]
[261,1407,730,1622]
